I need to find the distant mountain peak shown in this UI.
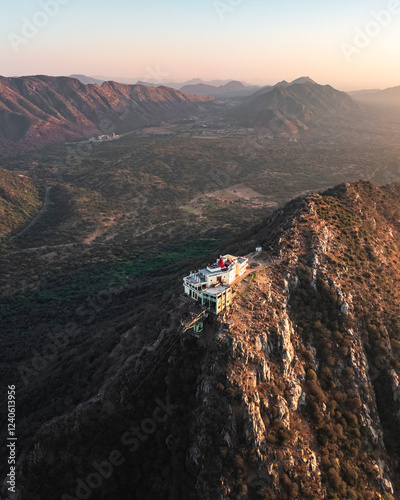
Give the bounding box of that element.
[69,74,104,85]
[179,80,260,99]
[290,76,316,85]
[233,80,360,135]
[275,80,290,87]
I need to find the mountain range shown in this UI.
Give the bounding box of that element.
[69,76,400,109]
[0,75,369,152]
[179,80,260,99]
[0,75,214,152]
[71,75,261,98]
[175,77,316,100]
[71,75,256,90]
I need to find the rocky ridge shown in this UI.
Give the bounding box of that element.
[7,182,400,500]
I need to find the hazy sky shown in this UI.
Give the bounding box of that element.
[1,0,400,90]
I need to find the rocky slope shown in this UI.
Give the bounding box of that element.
[0,76,215,152]
[5,181,400,500]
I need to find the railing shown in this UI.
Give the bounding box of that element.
[181,309,209,333]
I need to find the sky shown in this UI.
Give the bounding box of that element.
[1,0,400,91]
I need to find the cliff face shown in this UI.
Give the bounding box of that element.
[10,182,400,500]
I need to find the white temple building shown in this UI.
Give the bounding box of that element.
[183,254,248,314]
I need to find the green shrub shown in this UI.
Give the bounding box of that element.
[327,467,342,490]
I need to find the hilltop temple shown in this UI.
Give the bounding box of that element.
[183,254,248,314]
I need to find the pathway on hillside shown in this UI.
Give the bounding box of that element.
[10,186,53,240]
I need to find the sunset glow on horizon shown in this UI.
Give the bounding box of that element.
[1,0,400,91]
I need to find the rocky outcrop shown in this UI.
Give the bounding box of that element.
[176,182,400,499]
